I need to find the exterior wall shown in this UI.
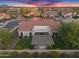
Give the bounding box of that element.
[18,31,31,37]
[18,30,58,37]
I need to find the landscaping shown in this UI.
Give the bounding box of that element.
[0,52,10,58]
[0,51,78,58]
[53,37,66,49]
[15,38,32,49]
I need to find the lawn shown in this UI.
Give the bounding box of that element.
[15,38,32,49]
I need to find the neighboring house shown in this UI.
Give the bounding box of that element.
[43,11,58,18]
[18,17,61,49]
[0,13,10,21]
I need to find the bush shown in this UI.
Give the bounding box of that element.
[0,51,10,58]
[49,51,60,58]
[31,52,40,58]
[10,51,19,58]
[21,52,30,58]
[40,52,48,58]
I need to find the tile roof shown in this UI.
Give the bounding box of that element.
[18,17,61,31]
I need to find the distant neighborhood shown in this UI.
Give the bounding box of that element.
[0,5,79,58]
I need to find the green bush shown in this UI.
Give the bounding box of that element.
[21,52,30,58]
[10,51,18,58]
[31,52,40,58]
[49,51,60,58]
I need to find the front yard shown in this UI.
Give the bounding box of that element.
[14,38,32,49]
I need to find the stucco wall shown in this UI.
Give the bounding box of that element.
[18,31,31,37]
[18,30,58,37]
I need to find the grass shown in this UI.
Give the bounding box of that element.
[15,38,32,49]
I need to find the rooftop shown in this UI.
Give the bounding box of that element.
[18,17,61,31]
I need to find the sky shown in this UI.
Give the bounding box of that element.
[0,0,79,7]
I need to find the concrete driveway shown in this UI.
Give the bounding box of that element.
[32,35,54,47]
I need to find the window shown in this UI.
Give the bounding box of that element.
[20,32,23,37]
[53,32,58,38]
[30,32,32,36]
[29,32,32,38]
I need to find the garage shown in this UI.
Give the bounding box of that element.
[32,26,51,36]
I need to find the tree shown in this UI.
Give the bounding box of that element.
[21,52,30,58]
[49,51,60,58]
[38,7,44,18]
[20,8,31,18]
[0,29,13,49]
[59,21,79,49]
[10,51,18,58]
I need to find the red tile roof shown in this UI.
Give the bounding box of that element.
[18,17,61,31]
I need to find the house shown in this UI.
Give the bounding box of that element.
[0,13,10,21]
[18,17,61,49]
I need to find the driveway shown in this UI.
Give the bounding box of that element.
[32,35,54,48]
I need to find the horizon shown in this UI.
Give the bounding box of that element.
[0,0,79,7]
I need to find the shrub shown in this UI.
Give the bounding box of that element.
[10,51,18,58]
[40,52,48,58]
[49,51,60,58]
[31,52,40,58]
[21,52,30,58]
